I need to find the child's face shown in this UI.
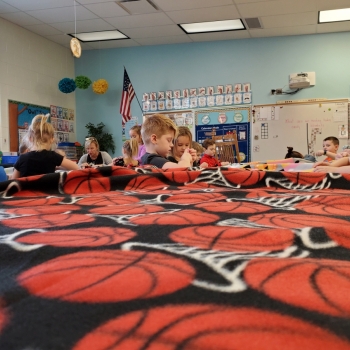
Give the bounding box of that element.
[173,136,191,158]
[323,140,338,153]
[204,145,216,157]
[129,129,141,144]
[155,132,174,158]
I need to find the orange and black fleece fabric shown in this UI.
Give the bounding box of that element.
[0,166,350,349]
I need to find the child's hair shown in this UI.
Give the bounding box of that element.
[25,114,54,151]
[175,126,193,145]
[324,136,339,145]
[202,139,215,149]
[192,141,204,155]
[285,146,303,159]
[19,142,28,155]
[130,125,143,144]
[123,138,139,159]
[85,137,99,152]
[141,114,177,145]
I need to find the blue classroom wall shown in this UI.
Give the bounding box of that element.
[75,31,350,157]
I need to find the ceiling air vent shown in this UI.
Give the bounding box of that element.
[244,17,262,29]
[116,0,158,14]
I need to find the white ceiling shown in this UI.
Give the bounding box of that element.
[1,0,350,50]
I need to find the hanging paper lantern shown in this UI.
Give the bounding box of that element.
[75,75,92,89]
[58,78,76,94]
[92,79,109,94]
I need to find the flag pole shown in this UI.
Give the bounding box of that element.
[124,66,143,114]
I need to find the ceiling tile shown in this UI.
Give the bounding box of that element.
[0,1,19,13]
[27,5,98,24]
[50,19,115,34]
[261,12,317,28]
[189,30,250,42]
[122,24,183,38]
[105,12,174,29]
[2,0,75,11]
[24,23,63,36]
[0,11,43,26]
[135,34,192,46]
[317,0,350,11]
[74,0,117,4]
[119,0,158,15]
[167,5,240,24]
[85,39,140,49]
[250,25,316,38]
[317,22,350,33]
[237,0,317,18]
[83,2,129,18]
[152,0,233,12]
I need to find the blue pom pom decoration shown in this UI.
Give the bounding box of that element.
[58,78,76,94]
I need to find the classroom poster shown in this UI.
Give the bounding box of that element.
[195,107,251,162]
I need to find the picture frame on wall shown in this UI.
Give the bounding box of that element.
[173,90,181,99]
[150,92,157,101]
[234,84,242,93]
[198,87,205,96]
[182,89,189,98]
[234,93,242,104]
[217,85,224,94]
[190,88,197,97]
[142,93,149,101]
[243,83,251,92]
[225,84,233,94]
[225,94,233,105]
[166,90,172,99]
[158,91,165,100]
[190,97,198,108]
[207,86,214,96]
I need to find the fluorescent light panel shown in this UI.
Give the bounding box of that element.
[319,8,350,23]
[179,19,245,34]
[69,30,128,42]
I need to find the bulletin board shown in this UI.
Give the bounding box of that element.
[195,106,251,163]
[251,100,349,162]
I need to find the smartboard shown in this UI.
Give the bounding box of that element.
[251,100,349,161]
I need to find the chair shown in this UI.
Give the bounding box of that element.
[211,130,241,163]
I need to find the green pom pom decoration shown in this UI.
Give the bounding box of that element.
[75,75,92,89]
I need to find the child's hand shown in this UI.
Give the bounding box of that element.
[221,161,230,166]
[188,148,197,163]
[200,162,208,168]
[180,148,193,163]
[315,149,325,157]
[313,161,329,168]
[336,151,350,159]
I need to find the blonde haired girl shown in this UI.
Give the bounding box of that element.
[13,114,79,178]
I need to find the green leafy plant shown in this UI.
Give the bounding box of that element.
[85,122,115,154]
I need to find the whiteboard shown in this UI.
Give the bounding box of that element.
[251,101,349,161]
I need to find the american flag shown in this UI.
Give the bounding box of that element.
[120,69,135,124]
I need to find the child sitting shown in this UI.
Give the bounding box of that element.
[12,114,79,178]
[129,125,146,164]
[200,139,230,167]
[140,114,192,169]
[315,136,339,161]
[123,139,139,167]
[192,141,208,168]
[285,146,303,159]
[167,126,197,166]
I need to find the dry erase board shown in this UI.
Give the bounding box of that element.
[251,101,349,161]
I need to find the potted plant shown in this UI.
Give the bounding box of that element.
[85,122,115,154]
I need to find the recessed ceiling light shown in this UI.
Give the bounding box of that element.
[178,19,245,34]
[319,8,350,23]
[68,30,128,42]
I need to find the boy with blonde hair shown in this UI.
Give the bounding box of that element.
[141,114,192,169]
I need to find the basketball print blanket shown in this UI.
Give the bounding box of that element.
[0,166,350,349]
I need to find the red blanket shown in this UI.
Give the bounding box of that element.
[0,166,350,349]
